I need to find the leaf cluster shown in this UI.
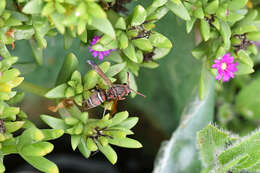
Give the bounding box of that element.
[41,110,141,164]
[197,124,260,173]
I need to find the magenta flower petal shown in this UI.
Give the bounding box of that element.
[223,56,234,63]
[214,59,221,64]
[212,53,238,83]
[223,53,231,58]
[254,40,260,46]
[92,51,98,57]
[88,36,116,60]
[98,53,104,60]
[216,74,222,80]
[211,64,218,68]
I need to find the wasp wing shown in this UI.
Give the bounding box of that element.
[87,60,113,87]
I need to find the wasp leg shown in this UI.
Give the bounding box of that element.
[91,150,99,156]
[118,97,126,101]
[102,107,107,118]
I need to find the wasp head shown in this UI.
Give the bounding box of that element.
[123,83,131,95]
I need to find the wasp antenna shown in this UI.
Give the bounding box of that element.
[130,88,146,98]
[127,72,130,86]
[86,60,96,66]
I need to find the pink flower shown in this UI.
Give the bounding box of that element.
[88,36,115,60]
[254,40,260,46]
[212,53,238,83]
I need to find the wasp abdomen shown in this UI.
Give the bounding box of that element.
[84,91,106,109]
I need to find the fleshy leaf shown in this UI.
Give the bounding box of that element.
[40,115,69,130]
[78,138,91,158]
[20,154,59,173]
[166,1,190,21]
[45,84,68,99]
[97,142,117,164]
[119,117,139,129]
[71,135,81,151]
[131,5,147,26]
[56,53,79,85]
[90,17,115,39]
[22,0,43,14]
[108,137,142,148]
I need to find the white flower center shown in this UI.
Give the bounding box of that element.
[221,63,227,70]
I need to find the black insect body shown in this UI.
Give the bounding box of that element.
[83,60,145,112]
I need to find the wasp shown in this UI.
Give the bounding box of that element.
[83,60,145,114]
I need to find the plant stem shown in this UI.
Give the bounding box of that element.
[19,81,49,97]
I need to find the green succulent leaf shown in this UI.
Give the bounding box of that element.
[97,142,117,165]
[235,62,254,75]
[56,53,79,85]
[166,1,190,21]
[5,121,24,133]
[20,154,59,173]
[108,137,142,148]
[86,138,98,151]
[90,17,115,39]
[119,32,129,49]
[40,115,69,130]
[200,19,210,41]
[71,135,81,151]
[78,138,91,158]
[0,0,6,16]
[219,20,231,50]
[109,111,129,127]
[14,26,35,40]
[227,0,248,11]
[45,84,68,99]
[41,129,64,141]
[21,142,54,157]
[131,5,147,26]
[149,32,172,48]
[119,117,139,129]
[132,38,153,52]
[106,62,126,77]
[115,17,126,30]
[122,43,137,63]
[237,50,253,68]
[29,39,43,66]
[22,0,43,14]
[205,0,219,14]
